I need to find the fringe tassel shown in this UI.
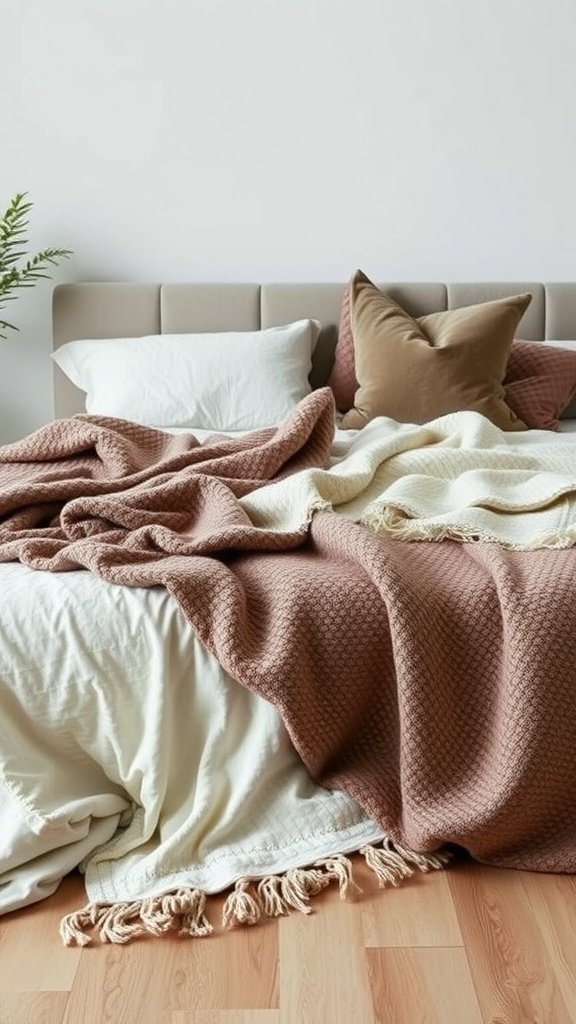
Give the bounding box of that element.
[59,903,102,948]
[360,844,413,887]
[278,865,330,915]
[257,874,287,917]
[222,879,262,928]
[360,837,451,889]
[224,852,358,927]
[389,838,452,872]
[59,887,212,947]
[59,840,450,946]
[314,853,359,898]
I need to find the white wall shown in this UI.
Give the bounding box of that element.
[2,0,576,442]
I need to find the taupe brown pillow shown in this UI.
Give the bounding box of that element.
[340,271,531,431]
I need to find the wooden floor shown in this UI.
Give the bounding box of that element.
[1,854,576,1024]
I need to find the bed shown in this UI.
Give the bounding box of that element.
[2,273,576,947]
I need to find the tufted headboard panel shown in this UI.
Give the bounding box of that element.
[52,280,576,419]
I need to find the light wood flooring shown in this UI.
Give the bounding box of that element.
[1,853,576,1024]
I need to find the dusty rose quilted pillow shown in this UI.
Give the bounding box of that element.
[504,340,576,430]
[327,280,357,411]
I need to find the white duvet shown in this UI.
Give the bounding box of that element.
[0,560,382,915]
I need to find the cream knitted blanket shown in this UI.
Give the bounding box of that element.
[241,409,576,549]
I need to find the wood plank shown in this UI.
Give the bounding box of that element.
[0,875,83,993]
[166,916,279,1012]
[172,1013,279,1023]
[361,867,462,948]
[521,871,576,1013]
[365,947,483,1024]
[0,991,69,1024]
[279,899,373,1024]
[449,860,573,1023]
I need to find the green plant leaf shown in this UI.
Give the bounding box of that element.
[0,192,72,338]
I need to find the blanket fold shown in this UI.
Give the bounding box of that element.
[0,388,335,568]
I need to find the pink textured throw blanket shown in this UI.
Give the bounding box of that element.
[2,388,576,872]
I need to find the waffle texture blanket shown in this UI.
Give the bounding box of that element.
[2,388,576,872]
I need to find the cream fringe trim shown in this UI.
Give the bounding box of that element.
[362,505,576,550]
[59,840,451,947]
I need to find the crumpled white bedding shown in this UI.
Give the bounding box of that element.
[0,560,382,915]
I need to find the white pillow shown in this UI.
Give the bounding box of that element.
[52,320,320,431]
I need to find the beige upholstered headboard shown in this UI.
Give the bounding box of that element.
[52,281,576,419]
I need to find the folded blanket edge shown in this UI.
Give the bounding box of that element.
[59,838,451,947]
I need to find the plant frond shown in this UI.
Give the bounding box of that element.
[0,246,28,267]
[0,192,73,339]
[0,319,19,340]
